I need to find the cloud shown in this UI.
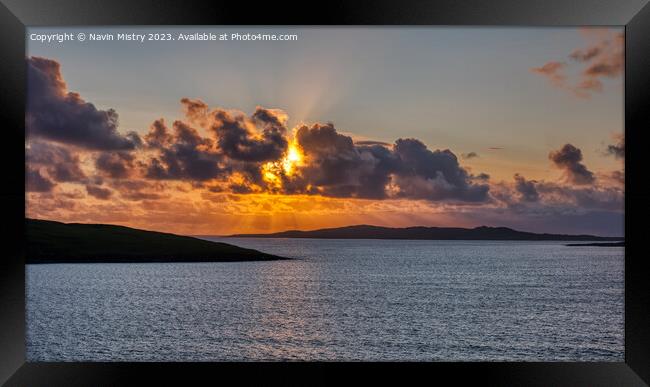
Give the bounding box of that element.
[85,184,112,200]
[530,61,567,88]
[611,170,624,184]
[95,152,135,178]
[354,140,391,147]
[490,173,623,220]
[26,167,55,192]
[462,152,479,159]
[579,32,623,78]
[574,78,603,94]
[584,61,621,78]
[138,101,489,203]
[534,182,622,212]
[144,119,173,148]
[143,119,227,181]
[289,123,397,199]
[26,141,86,183]
[603,134,624,187]
[513,173,539,202]
[287,124,489,202]
[109,179,168,201]
[531,29,623,98]
[570,46,602,62]
[210,107,288,163]
[548,144,595,185]
[180,98,210,128]
[606,134,625,159]
[391,139,489,202]
[142,102,291,185]
[26,56,141,150]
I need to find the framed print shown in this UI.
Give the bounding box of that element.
[1,0,649,385]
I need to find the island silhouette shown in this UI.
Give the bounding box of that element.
[228,224,623,241]
[26,218,287,264]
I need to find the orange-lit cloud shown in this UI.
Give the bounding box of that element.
[530,61,567,88]
[530,28,623,98]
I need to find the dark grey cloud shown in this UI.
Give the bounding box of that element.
[535,182,623,212]
[27,141,86,183]
[549,143,595,185]
[606,135,625,159]
[142,102,291,185]
[121,191,165,201]
[252,106,287,129]
[95,152,135,178]
[391,139,489,202]
[513,173,540,202]
[85,184,112,200]
[26,167,55,192]
[180,98,210,128]
[143,120,226,181]
[209,107,288,162]
[490,177,623,225]
[355,143,403,199]
[290,124,489,202]
[462,152,479,159]
[144,119,173,149]
[294,123,366,192]
[26,56,141,151]
[109,179,166,201]
[288,123,399,199]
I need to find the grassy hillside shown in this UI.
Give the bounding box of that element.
[26,218,287,263]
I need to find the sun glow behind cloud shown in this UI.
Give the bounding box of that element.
[262,136,305,188]
[283,142,304,175]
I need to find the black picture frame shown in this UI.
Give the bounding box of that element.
[1,0,648,385]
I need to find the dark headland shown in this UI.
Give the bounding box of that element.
[26,218,288,264]
[229,224,623,242]
[565,241,625,247]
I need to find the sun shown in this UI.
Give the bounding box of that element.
[282,142,303,176]
[261,141,304,186]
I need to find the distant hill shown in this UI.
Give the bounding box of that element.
[229,224,623,241]
[26,218,288,264]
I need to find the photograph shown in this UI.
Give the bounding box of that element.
[25,26,625,362]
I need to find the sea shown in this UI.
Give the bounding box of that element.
[26,239,624,361]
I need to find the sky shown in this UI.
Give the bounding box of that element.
[25,27,624,236]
